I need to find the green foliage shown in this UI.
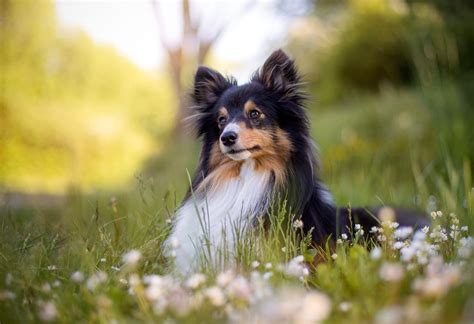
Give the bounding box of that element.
[0,2,473,320]
[0,0,175,193]
[290,0,474,107]
[290,0,415,104]
[0,156,472,322]
[407,0,474,74]
[319,0,413,103]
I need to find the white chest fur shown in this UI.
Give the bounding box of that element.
[165,160,271,271]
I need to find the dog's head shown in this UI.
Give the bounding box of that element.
[191,49,308,182]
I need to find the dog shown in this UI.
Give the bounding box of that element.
[164,49,428,270]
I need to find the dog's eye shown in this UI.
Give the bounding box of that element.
[249,110,261,119]
[218,116,227,126]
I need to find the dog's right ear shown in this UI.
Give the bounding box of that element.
[193,66,235,109]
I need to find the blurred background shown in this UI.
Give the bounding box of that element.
[1,0,473,217]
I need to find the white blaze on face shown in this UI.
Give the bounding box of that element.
[219,122,251,161]
[222,122,240,135]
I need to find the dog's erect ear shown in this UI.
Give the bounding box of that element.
[252,49,302,101]
[193,66,235,109]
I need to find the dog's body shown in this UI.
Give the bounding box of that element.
[165,50,427,270]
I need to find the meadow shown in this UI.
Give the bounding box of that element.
[1,0,474,322]
[1,84,473,323]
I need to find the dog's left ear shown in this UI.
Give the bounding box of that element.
[252,49,301,100]
[193,66,235,110]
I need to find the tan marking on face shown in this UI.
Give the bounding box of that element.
[253,128,292,186]
[198,142,241,192]
[206,124,292,190]
[238,125,273,153]
[209,141,225,170]
[244,100,256,113]
[234,122,293,186]
[218,107,229,119]
[244,100,264,118]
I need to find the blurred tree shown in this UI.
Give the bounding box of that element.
[1,0,175,193]
[151,0,252,133]
[406,0,474,74]
[288,0,414,104]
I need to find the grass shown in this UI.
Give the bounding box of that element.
[1,86,473,323]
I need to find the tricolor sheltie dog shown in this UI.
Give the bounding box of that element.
[165,49,427,270]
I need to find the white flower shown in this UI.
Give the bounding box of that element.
[281,247,287,253]
[341,233,348,240]
[263,272,273,280]
[128,273,141,287]
[293,219,304,229]
[100,258,106,263]
[331,253,338,260]
[412,264,460,299]
[265,262,272,270]
[185,273,206,289]
[413,277,445,298]
[379,263,404,282]
[226,276,252,301]
[394,227,413,240]
[413,230,426,242]
[354,224,361,230]
[294,255,305,263]
[122,250,141,266]
[143,274,163,285]
[38,301,57,322]
[71,271,84,283]
[205,286,226,306]
[392,241,405,250]
[389,222,400,229]
[247,288,331,323]
[375,306,403,324]
[400,246,415,262]
[144,275,175,302]
[251,261,260,268]
[370,247,382,260]
[47,265,57,271]
[145,284,164,301]
[217,270,235,287]
[339,301,352,312]
[86,271,108,291]
[284,255,308,278]
[298,292,332,323]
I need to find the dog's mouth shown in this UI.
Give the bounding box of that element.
[226,145,261,155]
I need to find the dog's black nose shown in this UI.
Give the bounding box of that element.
[221,131,238,146]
